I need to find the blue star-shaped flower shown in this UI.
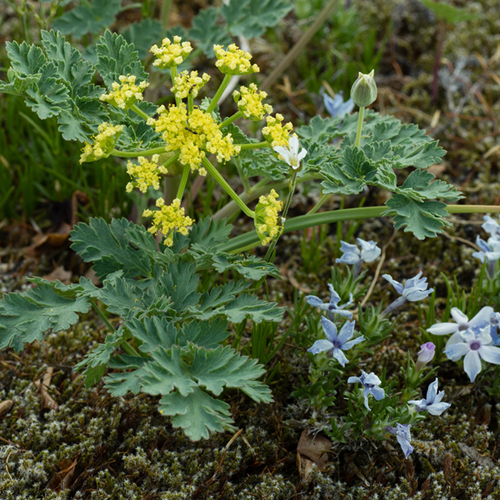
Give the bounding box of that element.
[347,370,385,410]
[308,317,364,367]
[408,378,451,416]
[385,423,414,459]
[306,284,353,319]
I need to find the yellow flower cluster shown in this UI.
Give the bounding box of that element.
[172,70,210,99]
[99,75,149,110]
[262,114,295,148]
[233,84,273,121]
[126,154,167,193]
[143,198,194,247]
[148,103,241,173]
[255,189,283,246]
[214,44,260,75]
[79,122,124,164]
[150,36,193,69]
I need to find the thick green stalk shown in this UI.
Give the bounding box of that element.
[307,193,330,215]
[219,111,243,129]
[207,74,232,113]
[159,151,181,173]
[237,141,269,150]
[213,174,318,221]
[111,147,167,158]
[201,157,255,218]
[160,0,172,28]
[171,66,182,106]
[219,204,500,254]
[176,164,190,199]
[130,103,151,121]
[188,95,194,113]
[355,107,365,147]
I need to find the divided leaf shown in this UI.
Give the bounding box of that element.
[384,195,450,239]
[221,0,292,38]
[141,344,272,439]
[188,7,232,57]
[159,387,234,441]
[95,30,148,88]
[70,218,153,279]
[0,285,90,352]
[52,0,123,37]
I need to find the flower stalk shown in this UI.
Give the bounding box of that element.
[201,156,255,218]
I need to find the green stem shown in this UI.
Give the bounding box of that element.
[237,141,270,150]
[355,107,365,147]
[90,299,139,357]
[176,164,190,199]
[159,151,181,173]
[235,157,250,193]
[213,174,318,221]
[188,95,194,113]
[207,74,232,113]
[219,110,243,129]
[130,103,151,121]
[170,67,182,106]
[160,0,172,28]
[219,204,500,254]
[111,147,167,158]
[201,156,255,218]
[307,193,330,215]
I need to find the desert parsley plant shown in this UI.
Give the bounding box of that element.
[0,29,499,442]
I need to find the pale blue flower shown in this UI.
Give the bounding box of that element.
[482,215,500,239]
[489,312,500,346]
[472,236,500,263]
[308,318,364,367]
[336,238,381,265]
[385,423,414,459]
[306,284,353,319]
[427,306,493,350]
[347,370,385,410]
[408,379,450,416]
[323,91,354,117]
[444,327,500,382]
[382,271,434,315]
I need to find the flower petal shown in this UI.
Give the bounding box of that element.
[444,342,470,361]
[321,316,338,343]
[308,339,334,355]
[371,386,385,401]
[427,402,451,416]
[427,322,458,335]
[450,307,469,324]
[347,376,362,384]
[332,347,349,367]
[463,350,482,382]
[426,379,438,403]
[470,306,494,326]
[478,345,500,365]
[341,335,365,351]
[306,295,324,308]
[336,320,355,344]
[382,274,404,295]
